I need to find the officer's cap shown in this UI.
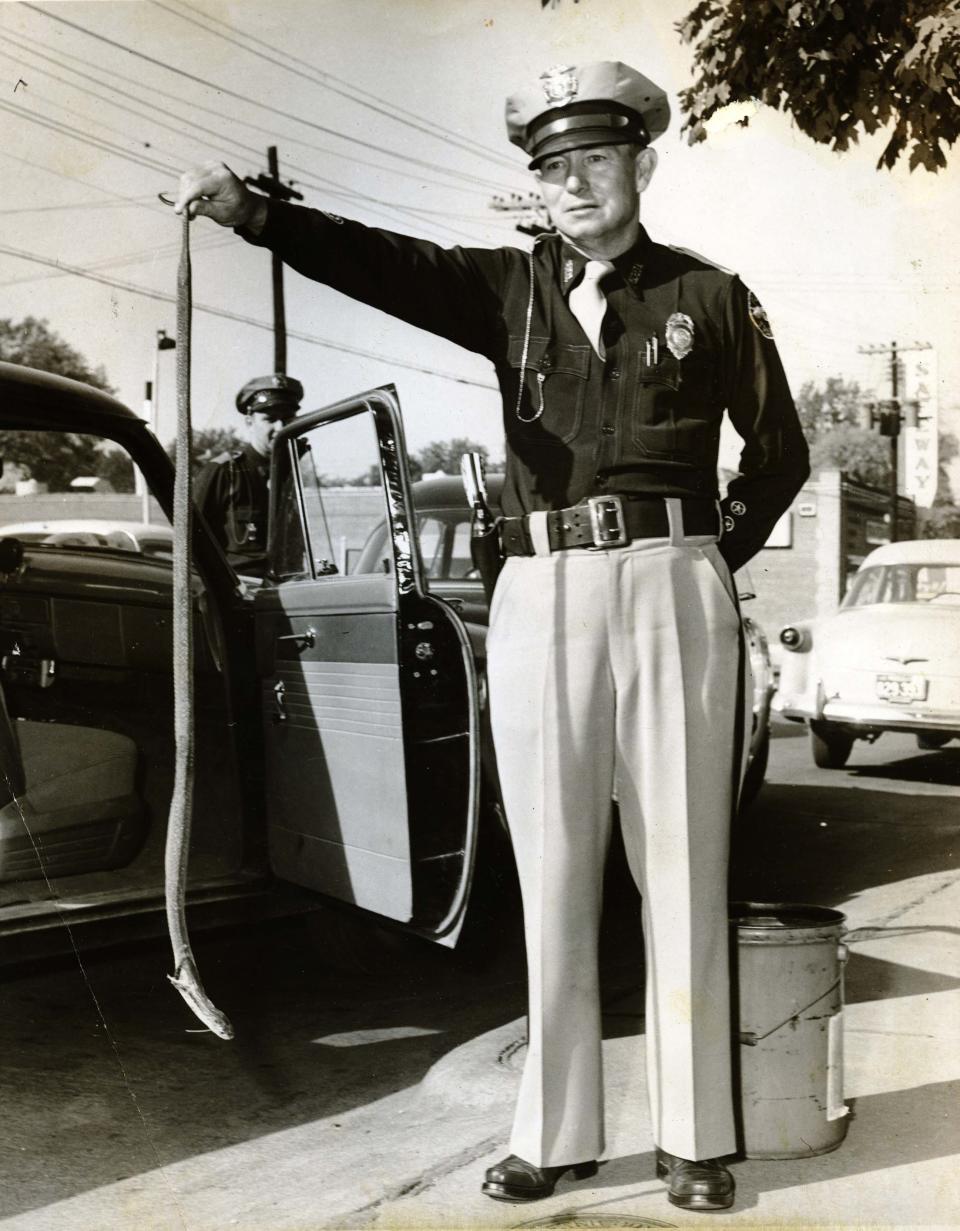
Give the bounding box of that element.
[505,61,669,168]
[235,374,303,420]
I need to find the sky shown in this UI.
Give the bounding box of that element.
[1,0,958,482]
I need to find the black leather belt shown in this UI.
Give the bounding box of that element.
[501,495,720,556]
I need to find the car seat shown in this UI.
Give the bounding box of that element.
[0,682,146,883]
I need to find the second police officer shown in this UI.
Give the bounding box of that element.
[176,59,809,1214]
[194,374,302,576]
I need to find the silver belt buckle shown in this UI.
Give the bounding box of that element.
[587,495,627,548]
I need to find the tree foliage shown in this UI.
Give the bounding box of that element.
[677,0,960,172]
[0,317,119,491]
[99,448,137,494]
[166,427,245,478]
[795,374,864,436]
[798,374,889,485]
[809,422,892,487]
[416,438,497,476]
[352,437,498,487]
[797,376,960,531]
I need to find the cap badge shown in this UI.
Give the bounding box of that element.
[665,312,695,360]
[540,65,579,106]
[748,291,774,339]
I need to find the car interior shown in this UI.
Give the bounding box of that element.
[0,429,245,920]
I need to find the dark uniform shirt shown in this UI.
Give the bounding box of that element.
[194,442,270,575]
[241,203,810,572]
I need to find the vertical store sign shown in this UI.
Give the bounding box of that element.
[901,350,938,508]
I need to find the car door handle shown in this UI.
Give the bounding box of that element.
[276,626,316,649]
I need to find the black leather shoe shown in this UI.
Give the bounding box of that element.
[481,1154,598,1202]
[655,1148,735,1211]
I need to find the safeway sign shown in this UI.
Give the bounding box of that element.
[902,350,938,509]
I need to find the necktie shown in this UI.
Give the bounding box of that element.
[568,259,614,359]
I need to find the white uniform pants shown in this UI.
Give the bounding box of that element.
[486,506,749,1166]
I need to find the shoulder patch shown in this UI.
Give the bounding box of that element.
[667,243,735,275]
[747,290,774,339]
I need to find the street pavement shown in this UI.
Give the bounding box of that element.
[1,722,959,1230]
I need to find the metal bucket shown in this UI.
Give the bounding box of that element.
[731,901,850,1159]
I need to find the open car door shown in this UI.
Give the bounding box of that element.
[253,386,480,945]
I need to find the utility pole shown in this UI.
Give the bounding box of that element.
[142,328,177,524]
[857,341,932,542]
[244,148,303,373]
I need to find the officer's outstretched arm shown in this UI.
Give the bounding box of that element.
[173,162,267,234]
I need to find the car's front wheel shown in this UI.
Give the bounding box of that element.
[810,720,854,769]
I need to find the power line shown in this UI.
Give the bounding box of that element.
[0,240,499,392]
[0,198,156,215]
[1,89,487,249]
[0,149,169,218]
[0,99,179,177]
[0,233,236,290]
[151,0,519,172]
[0,79,219,178]
[1,37,497,244]
[1,28,496,200]
[19,4,516,194]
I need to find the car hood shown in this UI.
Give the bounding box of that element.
[818,604,960,672]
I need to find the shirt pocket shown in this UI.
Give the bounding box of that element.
[504,335,590,447]
[631,348,718,461]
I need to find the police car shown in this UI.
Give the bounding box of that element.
[776,538,960,766]
[0,364,768,959]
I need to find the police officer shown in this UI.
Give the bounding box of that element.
[176,60,809,1213]
[194,374,302,575]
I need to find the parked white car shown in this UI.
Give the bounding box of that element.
[775,539,960,766]
[0,519,173,558]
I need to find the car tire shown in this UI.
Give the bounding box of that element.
[917,732,952,751]
[810,721,854,769]
[739,727,769,812]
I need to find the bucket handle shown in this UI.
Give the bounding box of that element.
[739,978,841,1046]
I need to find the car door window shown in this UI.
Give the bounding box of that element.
[271,414,391,581]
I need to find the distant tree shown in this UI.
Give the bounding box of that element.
[795,376,864,439]
[0,317,116,491]
[795,375,891,485]
[809,422,892,487]
[416,438,493,475]
[99,448,136,494]
[166,427,244,477]
[348,438,499,487]
[677,0,960,171]
[0,316,113,390]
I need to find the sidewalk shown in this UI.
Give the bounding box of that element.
[6,868,959,1230]
[350,865,960,1230]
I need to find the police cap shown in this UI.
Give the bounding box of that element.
[505,61,669,168]
[235,374,303,420]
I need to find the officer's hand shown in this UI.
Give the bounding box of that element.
[174,162,268,232]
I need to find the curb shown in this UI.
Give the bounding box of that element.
[418,1016,527,1109]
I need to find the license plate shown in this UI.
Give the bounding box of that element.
[876,673,928,703]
